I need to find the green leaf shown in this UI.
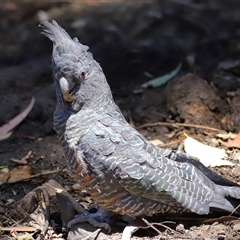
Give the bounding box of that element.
[141,63,182,88]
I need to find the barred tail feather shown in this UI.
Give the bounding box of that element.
[209,185,240,214]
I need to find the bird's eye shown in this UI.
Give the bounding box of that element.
[81,72,85,79]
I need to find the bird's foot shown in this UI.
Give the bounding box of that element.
[67,208,112,232]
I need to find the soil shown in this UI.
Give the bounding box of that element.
[1,1,240,239]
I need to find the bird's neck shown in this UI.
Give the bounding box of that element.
[81,93,116,112]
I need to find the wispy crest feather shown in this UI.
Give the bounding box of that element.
[40,20,72,45]
[40,20,89,53]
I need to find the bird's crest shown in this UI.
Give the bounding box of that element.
[39,20,89,52]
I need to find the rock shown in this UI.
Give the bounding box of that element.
[232,222,240,231]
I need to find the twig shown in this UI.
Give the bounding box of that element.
[142,218,177,234]
[142,218,162,235]
[142,219,193,239]
[53,164,67,180]
[0,226,36,232]
[136,121,226,133]
[152,222,176,234]
[81,228,101,240]
[169,0,205,10]
[11,150,32,165]
[229,203,240,216]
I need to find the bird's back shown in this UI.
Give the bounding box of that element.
[41,20,240,218]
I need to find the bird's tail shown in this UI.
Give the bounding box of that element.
[210,185,240,215]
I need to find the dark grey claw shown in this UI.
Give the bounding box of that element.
[67,209,112,232]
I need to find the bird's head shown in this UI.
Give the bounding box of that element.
[40,20,111,112]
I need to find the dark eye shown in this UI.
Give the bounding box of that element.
[81,72,85,79]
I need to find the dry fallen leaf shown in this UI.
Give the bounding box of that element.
[150,139,164,146]
[122,226,139,240]
[0,165,34,185]
[220,132,240,148]
[0,168,60,186]
[184,136,233,167]
[0,97,35,140]
[216,132,236,140]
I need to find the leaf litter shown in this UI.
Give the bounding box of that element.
[220,132,240,149]
[2,1,240,240]
[184,135,233,167]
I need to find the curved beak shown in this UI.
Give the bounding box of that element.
[62,91,74,102]
[59,77,74,102]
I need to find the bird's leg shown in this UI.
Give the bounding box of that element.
[67,208,112,232]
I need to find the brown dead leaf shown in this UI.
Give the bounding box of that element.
[0,165,34,185]
[0,168,60,186]
[150,139,164,146]
[220,132,240,148]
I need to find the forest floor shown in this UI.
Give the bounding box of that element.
[1,1,240,239]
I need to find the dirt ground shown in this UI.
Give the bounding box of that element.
[1,1,240,239]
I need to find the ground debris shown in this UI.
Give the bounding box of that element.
[2,1,240,240]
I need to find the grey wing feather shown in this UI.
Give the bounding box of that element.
[81,113,214,215]
[166,150,240,187]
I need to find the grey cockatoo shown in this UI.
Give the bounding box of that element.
[40,20,240,231]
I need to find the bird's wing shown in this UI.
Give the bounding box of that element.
[79,112,214,215]
[162,149,240,187]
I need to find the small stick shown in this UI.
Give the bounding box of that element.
[136,121,226,133]
[229,203,240,216]
[53,164,67,179]
[142,218,162,235]
[11,150,32,165]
